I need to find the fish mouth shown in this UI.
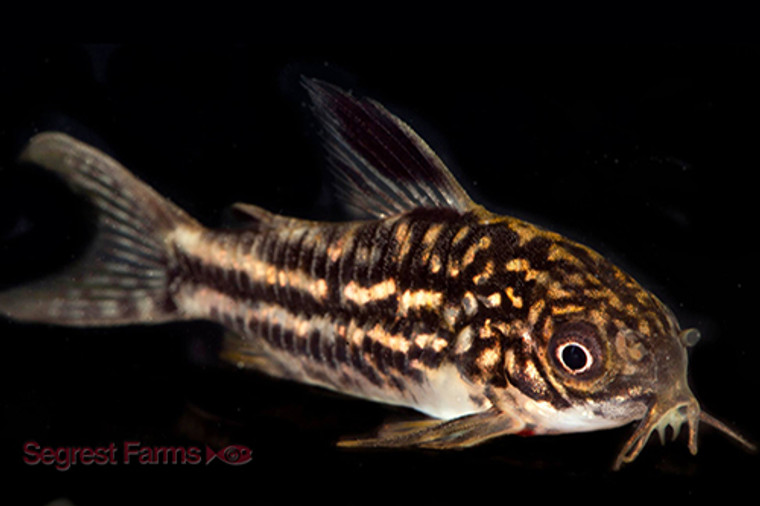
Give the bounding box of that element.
[613,328,755,470]
[614,397,756,470]
[614,397,699,470]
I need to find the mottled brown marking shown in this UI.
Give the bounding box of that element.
[452,225,470,246]
[504,286,523,309]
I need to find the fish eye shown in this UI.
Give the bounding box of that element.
[557,342,593,373]
[548,321,604,379]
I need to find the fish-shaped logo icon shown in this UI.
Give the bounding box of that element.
[205,444,253,466]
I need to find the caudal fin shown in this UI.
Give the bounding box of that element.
[0,132,200,326]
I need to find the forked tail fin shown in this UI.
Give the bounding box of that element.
[0,132,201,326]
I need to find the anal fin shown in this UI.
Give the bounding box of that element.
[220,330,293,380]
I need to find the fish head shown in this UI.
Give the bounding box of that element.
[605,319,703,469]
[484,221,754,468]
[607,319,754,469]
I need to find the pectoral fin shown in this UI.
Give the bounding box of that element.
[338,408,523,449]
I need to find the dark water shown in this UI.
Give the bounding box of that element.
[1,45,757,504]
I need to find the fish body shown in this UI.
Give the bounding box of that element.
[0,79,752,468]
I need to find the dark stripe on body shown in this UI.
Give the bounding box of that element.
[169,215,464,388]
[171,206,676,409]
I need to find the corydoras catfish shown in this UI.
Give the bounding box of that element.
[0,79,754,469]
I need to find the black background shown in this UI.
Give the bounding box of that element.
[1,45,758,503]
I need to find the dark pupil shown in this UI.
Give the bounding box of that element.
[562,344,588,371]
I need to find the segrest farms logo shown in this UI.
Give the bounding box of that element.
[23,441,253,471]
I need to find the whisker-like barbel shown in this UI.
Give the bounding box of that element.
[700,411,756,453]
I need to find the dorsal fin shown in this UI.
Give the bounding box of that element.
[303,78,479,219]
